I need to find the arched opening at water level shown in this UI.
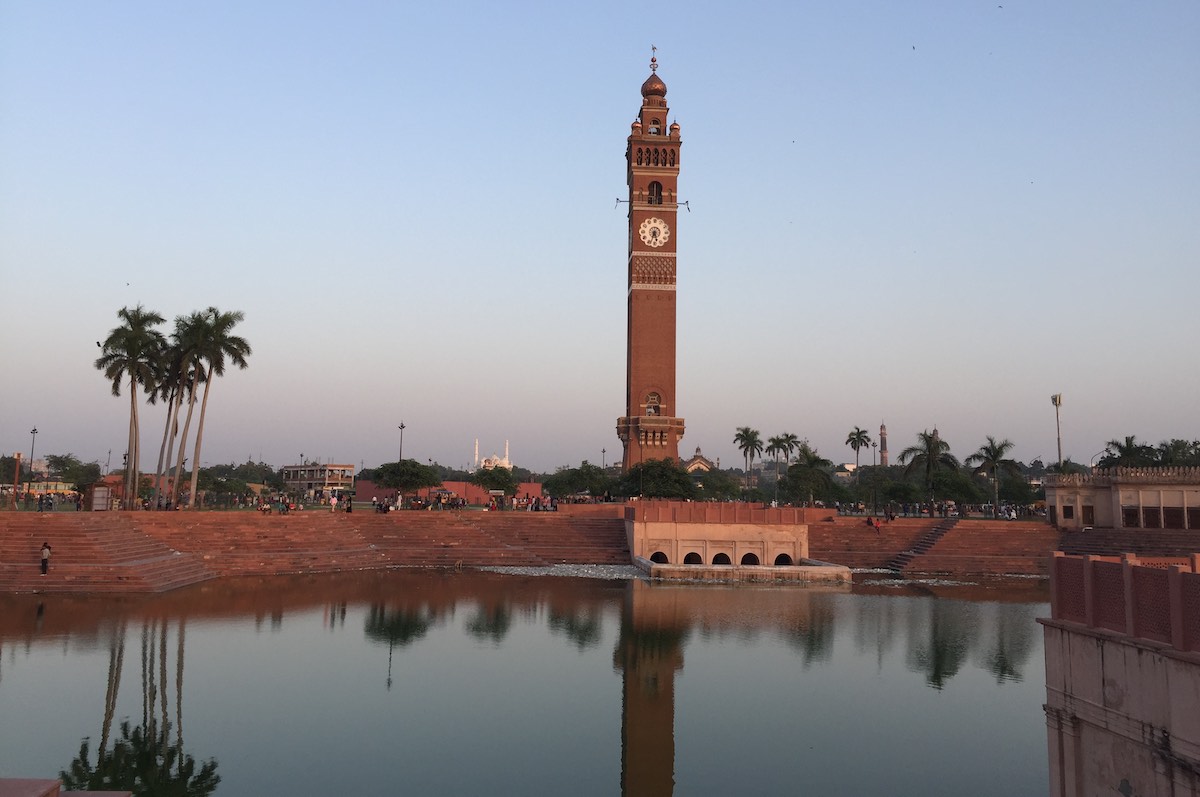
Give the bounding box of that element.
[650,552,669,564]
[740,553,760,566]
[774,554,794,566]
[684,552,703,565]
[712,553,732,565]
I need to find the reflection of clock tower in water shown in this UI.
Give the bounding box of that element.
[618,55,685,470]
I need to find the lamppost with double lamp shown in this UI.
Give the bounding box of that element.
[28,427,38,492]
[398,423,406,463]
[1051,394,1063,469]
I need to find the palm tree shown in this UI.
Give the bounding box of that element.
[185,308,251,508]
[897,428,960,503]
[95,305,166,509]
[167,313,208,508]
[965,436,1022,516]
[845,426,872,478]
[786,441,833,505]
[766,435,787,485]
[733,427,763,491]
[1099,435,1155,468]
[777,432,800,466]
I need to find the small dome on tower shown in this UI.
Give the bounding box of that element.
[631,119,642,133]
[641,56,666,97]
[641,72,667,98]
[669,120,680,134]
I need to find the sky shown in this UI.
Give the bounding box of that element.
[2,1,1198,476]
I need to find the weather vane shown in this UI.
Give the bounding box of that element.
[650,45,657,72]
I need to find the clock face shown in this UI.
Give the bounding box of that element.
[638,217,670,248]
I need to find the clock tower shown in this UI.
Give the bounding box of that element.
[617,55,685,471]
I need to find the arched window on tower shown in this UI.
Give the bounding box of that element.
[668,149,676,167]
[651,149,659,166]
[636,148,643,166]
[648,182,663,205]
[649,119,661,135]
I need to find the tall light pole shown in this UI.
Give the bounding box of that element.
[28,427,38,491]
[1050,394,1063,469]
[871,441,878,515]
[398,423,406,463]
[602,448,606,469]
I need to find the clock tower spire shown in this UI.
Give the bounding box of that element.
[618,54,685,471]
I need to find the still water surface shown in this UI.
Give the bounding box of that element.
[0,570,1049,796]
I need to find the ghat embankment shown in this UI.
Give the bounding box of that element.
[0,508,1194,594]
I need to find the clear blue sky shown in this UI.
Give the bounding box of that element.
[2,1,1197,474]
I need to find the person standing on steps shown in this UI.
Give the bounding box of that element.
[40,542,51,576]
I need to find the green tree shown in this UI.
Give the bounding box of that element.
[1098,435,1156,468]
[378,459,443,497]
[964,436,1023,515]
[694,468,741,501]
[95,305,167,509]
[733,427,763,491]
[617,458,697,499]
[898,429,960,502]
[469,465,520,498]
[185,308,251,508]
[845,426,872,476]
[1155,439,1200,466]
[542,461,616,499]
[781,442,834,505]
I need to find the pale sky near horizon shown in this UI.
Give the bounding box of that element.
[2,1,1198,475]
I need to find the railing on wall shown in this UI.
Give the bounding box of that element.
[1049,551,1200,653]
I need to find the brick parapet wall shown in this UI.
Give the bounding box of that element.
[624,501,830,525]
[1050,551,1200,653]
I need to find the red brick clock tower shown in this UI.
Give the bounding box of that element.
[618,55,685,471]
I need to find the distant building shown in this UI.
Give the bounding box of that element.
[1044,467,1200,529]
[682,446,717,474]
[474,439,513,471]
[282,463,354,497]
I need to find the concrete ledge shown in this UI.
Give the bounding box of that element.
[633,556,852,584]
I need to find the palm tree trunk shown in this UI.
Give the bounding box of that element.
[161,385,184,507]
[186,365,215,508]
[100,621,126,755]
[151,385,177,510]
[126,377,139,510]
[170,379,198,507]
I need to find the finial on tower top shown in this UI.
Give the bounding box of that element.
[650,45,658,72]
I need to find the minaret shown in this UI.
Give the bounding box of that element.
[474,439,479,470]
[879,422,889,467]
[617,53,685,470]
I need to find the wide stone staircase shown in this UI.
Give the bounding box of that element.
[898,520,1063,577]
[1057,528,1200,558]
[0,514,214,593]
[0,510,632,593]
[808,517,946,569]
[885,518,959,572]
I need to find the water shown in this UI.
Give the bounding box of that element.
[0,570,1050,796]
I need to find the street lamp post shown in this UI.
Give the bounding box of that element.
[398,423,406,463]
[601,448,606,469]
[28,427,38,492]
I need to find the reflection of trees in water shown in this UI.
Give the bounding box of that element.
[363,604,433,648]
[466,602,512,644]
[851,595,901,671]
[977,603,1036,684]
[906,599,979,690]
[364,603,435,691]
[61,616,220,796]
[781,600,835,667]
[547,606,603,650]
